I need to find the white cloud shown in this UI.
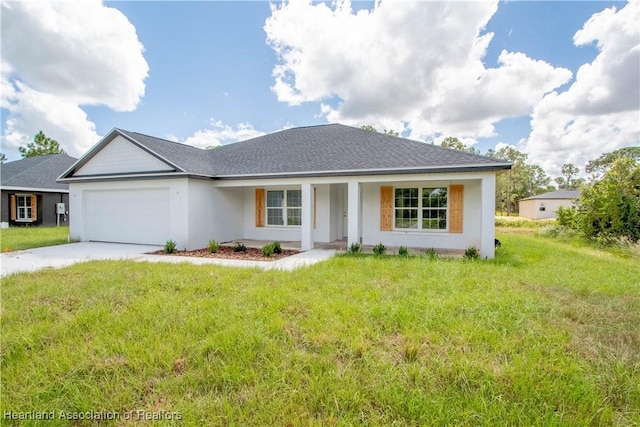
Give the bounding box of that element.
[182,119,265,149]
[521,1,640,176]
[1,0,148,158]
[264,0,572,142]
[494,142,516,153]
[2,82,101,158]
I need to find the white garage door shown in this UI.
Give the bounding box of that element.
[85,188,170,245]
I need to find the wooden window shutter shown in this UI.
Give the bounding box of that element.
[380,186,393,231]
[255,189,265,227]
[31,195,38,221]
[449,185,464,233]
[10,195,16,221]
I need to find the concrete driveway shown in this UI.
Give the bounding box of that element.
[0,242,336,277]
[0,242,161,277]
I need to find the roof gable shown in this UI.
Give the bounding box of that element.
[74,134,175,176]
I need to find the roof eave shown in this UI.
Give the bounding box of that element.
[1,186,70,193]
[214,163,512,180]
[57,171,213,184]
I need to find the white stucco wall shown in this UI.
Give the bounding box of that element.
[210,186,245,244]
[217,171,496,256]
[71,171,498,256]
[360,179,483,251]
[241,184,334,243]
[70,177,246,250]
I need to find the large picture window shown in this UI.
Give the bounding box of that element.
[394,187,447,230]
[267,189,302,226]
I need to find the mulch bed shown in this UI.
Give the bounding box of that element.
[149,246,299,261]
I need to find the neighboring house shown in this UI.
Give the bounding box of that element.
[58,124,511,258]
[519,189,580,220]
[1,154,78,227]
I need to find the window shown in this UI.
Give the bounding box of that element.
[422,187,447,229]
[266,189,302,226]
[394,187,448,230]
[16,195,33,221]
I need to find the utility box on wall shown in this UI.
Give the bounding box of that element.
[56,203,66,214]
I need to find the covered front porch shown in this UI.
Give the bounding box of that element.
[212,171,498,258]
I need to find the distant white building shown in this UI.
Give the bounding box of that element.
[519,189,580,220]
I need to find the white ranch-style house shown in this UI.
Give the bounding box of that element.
[58,124,511,258]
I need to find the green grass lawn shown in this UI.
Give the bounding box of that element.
[0,226,70,252]
[1,232,639,425]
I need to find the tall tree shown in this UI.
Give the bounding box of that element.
[0,153,6,164]
[523,164,554,196]
[491,146,527,215]
[555,163,584,189]
[19,131,65,158]
[585,147,640,179]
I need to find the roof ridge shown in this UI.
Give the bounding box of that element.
[117,128,206,152]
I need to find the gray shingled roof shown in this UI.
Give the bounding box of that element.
[130,124,510,178]
[521,189,580,201]
[62,124,511,180]
[2,154,77,190]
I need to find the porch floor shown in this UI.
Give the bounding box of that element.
[220,239,464,257]
[219,240,346,251]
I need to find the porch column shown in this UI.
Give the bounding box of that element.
[347,181,360,247]
[301,182,314,251]
[480,175,496,259]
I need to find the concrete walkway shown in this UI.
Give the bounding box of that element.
[0,242,337,277]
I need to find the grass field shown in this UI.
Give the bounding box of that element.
[0,226,70,252]
[1,232,639,425]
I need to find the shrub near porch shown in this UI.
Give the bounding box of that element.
[1,233,638,425]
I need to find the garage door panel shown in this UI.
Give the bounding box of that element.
[85,189,170,245]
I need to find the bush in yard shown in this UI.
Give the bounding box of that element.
[272,241,282,254]
[556,206,579,230]
[164,240,177,254]
[373,243,386,256]
[347,242,361,254]
[578,157,640,243]
[262,243,274,257]
[398,246,409,257]
[233,242,247,252]
[464,246,480,260]
[208,239,219,253]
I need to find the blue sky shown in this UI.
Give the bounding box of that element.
[2,1,638,177]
